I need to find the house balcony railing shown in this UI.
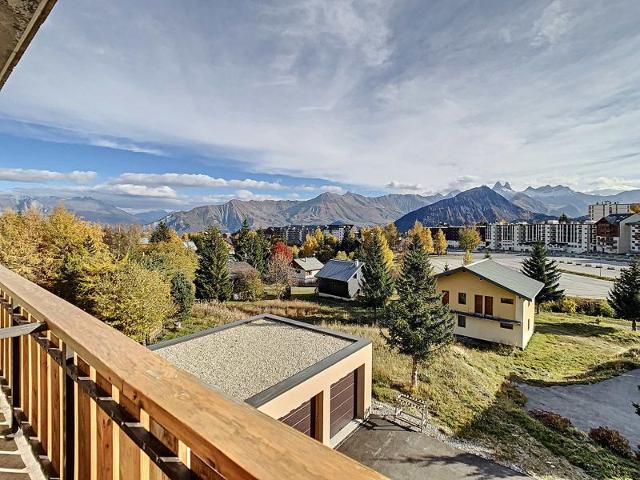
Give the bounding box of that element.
[0,264,384,480]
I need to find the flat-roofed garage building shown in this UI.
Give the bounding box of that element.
[151,314,372,447]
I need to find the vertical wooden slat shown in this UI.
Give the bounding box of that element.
[76,357,91,480]
[50,335,62,476]
[39,334,49,454]
[95,371,113,480]
[29,333,39,434]
[20,312,29,416]
[117,390,140,480]
[149,418,178,480]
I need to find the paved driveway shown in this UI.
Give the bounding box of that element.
[519,369,640,447]
[338,416,529,480]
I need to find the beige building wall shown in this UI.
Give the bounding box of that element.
[436,272,535,349]
[257,344,372,447]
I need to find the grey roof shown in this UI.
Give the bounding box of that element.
[227,260,258,278]
[435,259,544,300]
[292,257,324,271]
[150,314,369,406]
[316,259,362,282]
[599,213,633,225]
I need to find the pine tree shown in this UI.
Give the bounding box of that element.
[608,257,640,331]
[171,272,195,320]
[381,233,454,389]
[434,228,447,255]
[150,221,174,243]
[234,219,252,261]
[194,227,232,301]
[521,242,564,310]
[361,229,394,310]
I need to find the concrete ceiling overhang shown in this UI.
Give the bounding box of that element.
[0,0,57,89]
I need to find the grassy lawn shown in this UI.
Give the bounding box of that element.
[156,295,640,479]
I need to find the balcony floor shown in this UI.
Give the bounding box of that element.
[0,395,44,480]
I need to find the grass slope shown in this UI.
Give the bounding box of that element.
[156,298,640,479]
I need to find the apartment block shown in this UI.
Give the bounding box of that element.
[589,201,633,221]
[487,220,595,253]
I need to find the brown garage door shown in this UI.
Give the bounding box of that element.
[330,370,357,438]
[279,397,316,438]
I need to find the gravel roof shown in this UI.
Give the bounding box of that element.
[154,318,354,401]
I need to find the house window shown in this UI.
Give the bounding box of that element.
[442,290,449,305]
[500,298,514,305]
[458,292,466,304]
[457,315,466,328]
[500,322,513,330]
[484,296,494,316]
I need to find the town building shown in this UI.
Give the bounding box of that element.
[589,202,633,221]
[595,214,633,254]
[435,259,543,349]
[486,220,595,253]
[316,260,364,300]
[152,314,372,447]
[291,257,324,285]
[260,224,358,245]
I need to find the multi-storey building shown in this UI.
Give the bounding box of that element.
[595,214,633,254]
[487,221,595,253]
[630,221,640,253]
[589,202,633,221]
[260,224,357,245]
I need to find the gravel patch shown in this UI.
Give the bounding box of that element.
[155,318,353,401]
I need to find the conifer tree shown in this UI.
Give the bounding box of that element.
[171,272,195,320]
[608,257,640,331]
[194,226,232,301]
[361,230,394,310]
[434,228,447,255]
[423,227,434,254]
[382,233,454,389]
[150,221,173,243]
[521,242,564,310]
[234,219,252,261]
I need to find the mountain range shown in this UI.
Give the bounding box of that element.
[0,194,168,225]
[1,182,639,233]
[159,192,444,233]
[491,182,640,218]
[394,186,553,232]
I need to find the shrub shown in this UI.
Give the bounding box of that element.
[571,298,616,317]
[530,410,572,432]
[551,297,578,314]
[233,270,264,301]
[589,426,634,458]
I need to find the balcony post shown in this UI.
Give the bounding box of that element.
[10,305,20,432]
[63,345,75,480]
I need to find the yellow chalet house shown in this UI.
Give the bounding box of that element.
[435,259,544,349]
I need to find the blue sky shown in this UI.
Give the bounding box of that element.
[1,0,639,210]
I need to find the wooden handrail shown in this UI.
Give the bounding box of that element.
[0,264,385,479]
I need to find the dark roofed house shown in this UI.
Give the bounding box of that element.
[316,259,364,300]
[595,213,633,254]
[227,260,260,299]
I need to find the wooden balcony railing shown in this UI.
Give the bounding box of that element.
[0,264,385,479]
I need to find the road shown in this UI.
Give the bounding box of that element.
[519,369,640,448]
[430,253,614,299]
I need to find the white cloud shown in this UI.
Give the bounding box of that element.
[115,172,284,190]
[1,0,639,193]
[99,184,178,198]
[90,139,166,156]
[318,185,345,194]
[0,168,96,184]
[386,180,423,191]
